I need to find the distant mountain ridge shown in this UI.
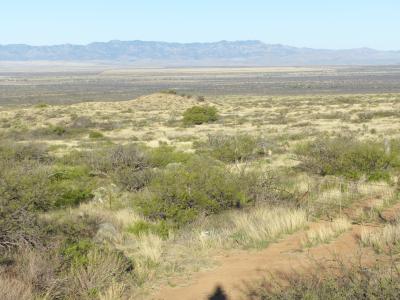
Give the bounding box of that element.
[1,40,400,66]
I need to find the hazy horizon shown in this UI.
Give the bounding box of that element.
[1,0,399,51]
[1,39,399,52]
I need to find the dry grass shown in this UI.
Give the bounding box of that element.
[65,249,131,299]
[229,207,308,248]
[0,276,33,300]
[134,234,164,263]
[187,206,308,249]
[361,223,400,253]
[358,181,395,199]
[99,282,127,300]
[303,218,352,248]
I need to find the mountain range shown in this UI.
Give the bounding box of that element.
[1,40,400,66]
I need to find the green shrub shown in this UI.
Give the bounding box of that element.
[127,220,170,239]
[159,89,177,95]
[0,143,97,250]
[147,145,193,167]
[295,137,400,181]
[88,131,104,139]
[0,160,54,211]
[0,159,54,249]
[183,106,218,125]
[51,125,67,136]
[195,133,266,163]
[52,182,94,208]
[47,165,95,208]
[34,103,49,108]
[61,239,94,269]
[136,156,247,225]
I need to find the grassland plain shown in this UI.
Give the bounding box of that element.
[1,84,400,299]
[2,65,400,106]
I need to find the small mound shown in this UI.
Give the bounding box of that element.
[129,93,202,111]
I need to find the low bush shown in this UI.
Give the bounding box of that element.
[136,156,247,225]
[61,239,94,269]
[159,89,177,95]
[147,145,193,167]
[183,105,218,125]
[62,144,153,192]
[127,220,170,239]
[88,130,104,139]
[0,141,99,250]
[34,103,49,108]
[87,144,149,174]
[195,133,267,163]
[0,160,54,212]
[49,125,67,136]
[295,137,400,181]
[0,161,97,249]
[49,165,95,208]
[112,168,153,192]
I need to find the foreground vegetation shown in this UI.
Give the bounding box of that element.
[1,92,400,299]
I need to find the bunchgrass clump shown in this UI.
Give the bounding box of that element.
[303,218,352,248]
[361,223,400,254]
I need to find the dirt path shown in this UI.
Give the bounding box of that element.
[152,197,395,300]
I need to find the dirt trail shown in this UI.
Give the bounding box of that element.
[152,197,395,300]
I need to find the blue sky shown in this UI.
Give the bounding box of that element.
[1,0,399,50]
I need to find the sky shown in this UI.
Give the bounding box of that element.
[1,0,399,50]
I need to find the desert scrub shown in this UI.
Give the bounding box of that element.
[295,137,400,181]
[136,156,247,226]
[303,218,352,248]
[63,144,153,192]
[194,133,267,163]
[182,105,218,125]
[0,161,96,250]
